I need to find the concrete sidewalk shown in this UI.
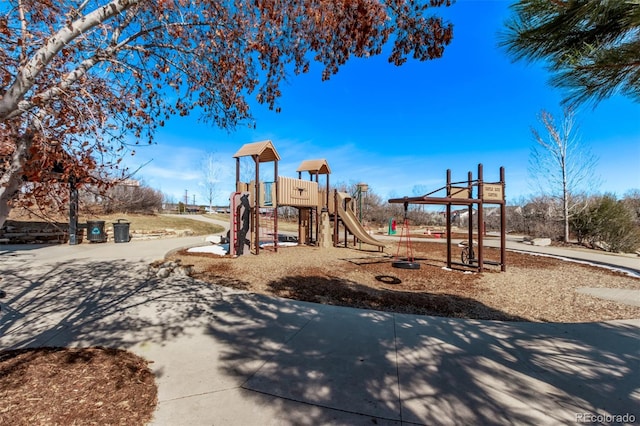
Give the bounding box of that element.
[1,237,639,425]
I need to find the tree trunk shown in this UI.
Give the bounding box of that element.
[0,133,32,229]
[563,196,570,243]
[563,173,569,243]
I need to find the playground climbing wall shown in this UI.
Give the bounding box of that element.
[229,191,251,256]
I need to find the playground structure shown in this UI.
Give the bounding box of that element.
[388,164,506,272]
[296,158,331,246]
[333,190,385,250]
[229,140,385,255]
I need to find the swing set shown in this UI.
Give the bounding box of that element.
[391,201,420,269]
[388,164,507,273]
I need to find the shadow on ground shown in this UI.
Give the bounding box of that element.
[204,294,639,424]
[0,259,228,351]
[1,259,638,424]
[266,274,525,320]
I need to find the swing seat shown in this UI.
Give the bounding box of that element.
[392,260,421,270]
[393,210,419,270]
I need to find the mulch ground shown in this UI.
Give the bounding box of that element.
[171,240,640,323]
[0,347,157,426]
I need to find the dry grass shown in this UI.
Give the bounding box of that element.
[85,214,224,235]
[4,210,224,238]
[170,241,640,323]
[202,213,230,221]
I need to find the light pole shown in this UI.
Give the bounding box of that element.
[356,182,369,222]
[356,182,369,249]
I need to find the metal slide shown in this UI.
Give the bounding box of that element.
[336,192,386,249]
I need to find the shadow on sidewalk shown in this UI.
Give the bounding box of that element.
[1,260,638,424]
[203,289,639,424]
[0,259,229,350]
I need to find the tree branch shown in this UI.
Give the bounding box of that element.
[0,0,139,121]
[17,0,29,65]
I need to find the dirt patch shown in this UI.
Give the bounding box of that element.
[0,347,157,426]
[171,241,640,323]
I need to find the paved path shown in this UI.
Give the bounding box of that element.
[1,235,638,425]
[576,288,640,308]
[161,213,230,233]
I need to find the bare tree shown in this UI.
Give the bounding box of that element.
[238,156,259,184]
[101,183,162,214]
[521,195,563,239]
[622,189,640,225]
[412,184,429,212]
[529,108,599,242]
[201,152,225,212]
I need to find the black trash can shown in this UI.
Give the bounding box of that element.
[86,220,106,243]
[113,219,131,243]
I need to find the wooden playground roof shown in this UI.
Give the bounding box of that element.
[232,140,281,162]
[296,159,331,175]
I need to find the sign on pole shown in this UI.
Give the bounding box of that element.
[450,187,470,199]
[483,184,503,201]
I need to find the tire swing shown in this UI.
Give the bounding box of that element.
[392,202,420,270]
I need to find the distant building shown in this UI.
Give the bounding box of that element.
[119,179,140,187]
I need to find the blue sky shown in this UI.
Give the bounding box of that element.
[126,0,640,206]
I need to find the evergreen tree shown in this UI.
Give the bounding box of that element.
[500,0,640,105]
